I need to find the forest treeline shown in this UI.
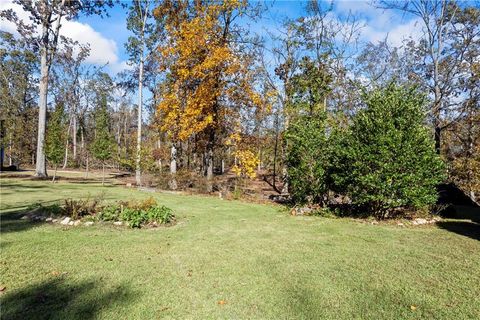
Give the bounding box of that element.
[1,0,479,214]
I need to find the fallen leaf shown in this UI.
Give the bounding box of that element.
[218,300,227,305]
[410,305,417,311]
[0,286,6,292]
[51,271,60,276]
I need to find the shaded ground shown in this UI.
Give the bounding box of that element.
[1,177,479,319]
[0,277,135,320]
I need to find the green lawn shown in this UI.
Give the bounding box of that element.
[1,177,479,319]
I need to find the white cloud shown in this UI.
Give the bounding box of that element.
[334,1,423,47]
[109,60,134,74]
[0,1,127,73]
[60,20,118,65]
[336,0,374,15]
[0,1,30,34]
[361,17,423,47]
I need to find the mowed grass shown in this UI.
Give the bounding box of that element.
[1,177,479,319]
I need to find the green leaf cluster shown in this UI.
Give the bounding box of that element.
[90,95,114,162]
[331,83,445,216]
[286,112,329,204]
[45,103,66,167]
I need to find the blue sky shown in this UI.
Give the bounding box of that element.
[1,0,420,75]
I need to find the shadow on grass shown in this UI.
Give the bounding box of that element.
[436,221,480,241]
[0,183,51,190]
[0,277,136,320]
[0,209,44,233]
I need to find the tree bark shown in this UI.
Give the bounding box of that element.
[281,116,290,194]
[85,153,89,179]
[135,1,150,186]
[8,134,12,166]
[62,116,72,169]
[136,55,144,186]
[272,110,280,192]
[35,35,49,177]
[102,162,105,186]
[206,143,214,192]
[72,114,77,162]
[169,143,177,190]
[35,0,66,177]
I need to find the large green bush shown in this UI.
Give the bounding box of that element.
[285,113,329,204]
[331,83,445,217]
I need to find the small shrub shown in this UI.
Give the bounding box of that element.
[63,196,102,219]
[98,205,121,222]
[146,205,174,224]
[121,207,145,228]
[232,187,243,200]
[113,199,175,228]
[119,197,157,211]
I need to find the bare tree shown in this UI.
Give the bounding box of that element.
[377,0,467,153]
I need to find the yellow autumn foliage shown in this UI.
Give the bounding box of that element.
[155,0,264,142]
[232,149,260,179]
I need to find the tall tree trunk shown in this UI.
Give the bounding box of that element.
[62,116,72,169]
[117,120,121,165]
[466,108,475,202]
[80,125,84,158]
[169,142,177,190]
[85,153,89,179]
[102,162,105,186]
[272,110,280,193]
[206,143,214,192]
[157,138,162,170]
[281,115,290,194]
[433,84,442,154]
[8,134,12,166]
[136,56,144,186]
[72,114,77,162]
[35,35,49,177]
[34,0,66,177]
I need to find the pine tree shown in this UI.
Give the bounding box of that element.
[331,83,446,218]
[45,102,65,182]
[91,95,113,186]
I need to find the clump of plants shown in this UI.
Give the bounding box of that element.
[63,197,102,219]
[23,196,174,229]
[98,197,175,228]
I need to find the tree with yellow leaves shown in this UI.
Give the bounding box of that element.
[232,149,259,180]
[155,0,263,190]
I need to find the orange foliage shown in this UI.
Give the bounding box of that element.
[155,0,262,142]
